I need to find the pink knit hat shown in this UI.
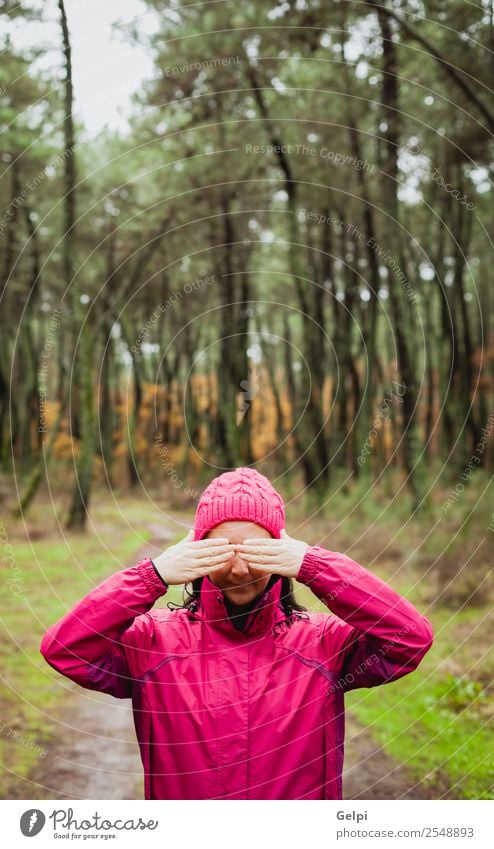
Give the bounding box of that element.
[193,467,285,541]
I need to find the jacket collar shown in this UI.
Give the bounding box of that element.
[197,573,287,638]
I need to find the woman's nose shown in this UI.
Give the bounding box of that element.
[229,555,250,577]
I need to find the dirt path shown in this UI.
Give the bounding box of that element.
[19,525,438,800]
[19,688,144,800]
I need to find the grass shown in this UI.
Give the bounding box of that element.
[344,603,494,799]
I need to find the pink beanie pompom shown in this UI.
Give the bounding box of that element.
[193,467,285,541]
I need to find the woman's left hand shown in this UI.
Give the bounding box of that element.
[234,528,309,579]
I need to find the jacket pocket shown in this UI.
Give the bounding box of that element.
[136,653,190,683]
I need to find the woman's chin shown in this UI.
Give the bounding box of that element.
[224,586,255,605]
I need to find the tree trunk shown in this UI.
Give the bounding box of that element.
[245,63,329,490]
[373,4,427,510]
[340,24,381,481]
[60,0,96,530]
[253,309,289,472]
[120,313,144,488]
[451,171,481,460]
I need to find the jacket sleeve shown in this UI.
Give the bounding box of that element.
[40,557,168,698]
[296,545,434,692]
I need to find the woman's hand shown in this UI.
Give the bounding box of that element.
[234,528,309,579]
[153,528,236,586]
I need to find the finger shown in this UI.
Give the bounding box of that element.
[193,551,235,569]
[237,550,282,559]
[205,549,236,561]
[200,557,237,575]
[192,541,235,550]
[236,543,283,552]
[192,544,236,559]
[191,537,231,546]
[229,561,274,572]
[243,537,283,544]
[236,552,281,563]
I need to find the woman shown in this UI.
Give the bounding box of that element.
[40,467,434,800]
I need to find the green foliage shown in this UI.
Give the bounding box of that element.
[346,606,494,799]
[439,674,486,712]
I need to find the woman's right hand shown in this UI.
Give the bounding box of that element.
[152,528,235,586]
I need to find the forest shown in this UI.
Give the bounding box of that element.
[1,0,493,521]
[0,0,493,801]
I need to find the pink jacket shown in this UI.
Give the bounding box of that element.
[40,545,433,800]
